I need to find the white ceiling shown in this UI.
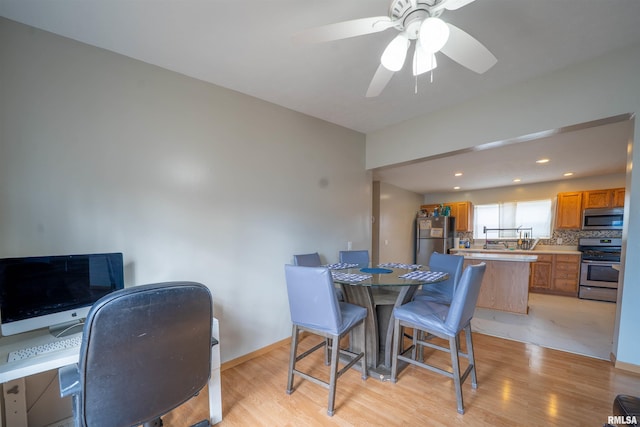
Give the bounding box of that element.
[1,0,638,194]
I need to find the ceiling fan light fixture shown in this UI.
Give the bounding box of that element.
[381,33,410,71]
[418,17,450,53]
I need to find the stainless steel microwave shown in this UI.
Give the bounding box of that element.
[582,208,624,230]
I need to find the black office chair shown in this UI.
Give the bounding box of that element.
[59,282,214,427]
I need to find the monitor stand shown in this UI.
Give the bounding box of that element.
[49,320,84,338]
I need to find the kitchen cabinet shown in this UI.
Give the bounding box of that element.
[582,189,611,209]
[529,254,553,291]
[529,253,580,296]
[555,192,583,229]
[553,254,580,296]
[613,188,625,207]
[556,187,625,230]
[420,201,473,233]
[583,188,625,209]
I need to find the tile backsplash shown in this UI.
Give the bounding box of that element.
[458,229,622,246]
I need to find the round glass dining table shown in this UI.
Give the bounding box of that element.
[332,266,449,381]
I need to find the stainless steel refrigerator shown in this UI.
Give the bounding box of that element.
[415,216,455,266]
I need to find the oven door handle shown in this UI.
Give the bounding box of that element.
[581,260,620,265]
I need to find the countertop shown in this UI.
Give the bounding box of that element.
[452,245,581,256]
[457,252,538,262]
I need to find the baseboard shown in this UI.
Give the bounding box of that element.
[614,359,640,375]
[220,336,292,372]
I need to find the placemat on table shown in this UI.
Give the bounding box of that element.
[378,263,422,269]
[331,271,372,283]
[324,263,359,270]
[398,271,448,281]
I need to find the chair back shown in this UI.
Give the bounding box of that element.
[284,265,342,334]
[293,252,322,267]
[445,263,486,333]
[427,252,464,297]
[339,250,369,267]
[76,282,213,427]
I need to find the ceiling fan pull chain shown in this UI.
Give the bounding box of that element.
[430,54,435,83]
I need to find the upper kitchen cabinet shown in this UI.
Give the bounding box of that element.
[452,201,473,233]
[556,192,583,229]
[613,188,626,207]
[583,188,625,209]
[556,187,625,230]
[420,201,473,233]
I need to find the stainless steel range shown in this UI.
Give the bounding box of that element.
[578,237,621,302]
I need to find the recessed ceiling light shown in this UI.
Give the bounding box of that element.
[536,158,550,164]
[454,172,463,177]
[453,186,460,190]
[513,178,521,182]
[563,172,574,176]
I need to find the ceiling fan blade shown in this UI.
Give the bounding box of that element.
[294,16,396,43]
[366,64,395,97]
[444,0,476,10]
[440,23,497,74]
[412,41,437,76]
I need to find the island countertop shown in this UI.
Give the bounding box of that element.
[456,252,538,262]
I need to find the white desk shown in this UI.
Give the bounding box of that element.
[0,318,222,427]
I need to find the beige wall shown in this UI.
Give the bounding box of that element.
[0,18,370,363]
[375,182,423,264]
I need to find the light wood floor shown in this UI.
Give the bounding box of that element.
[164,332,640,426]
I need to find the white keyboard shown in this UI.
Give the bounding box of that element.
[7,335,82,362]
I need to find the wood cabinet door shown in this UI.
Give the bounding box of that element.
[552,254,580,296]
[529,256,553,291]
[454,201,472,232]
[613,188,625,207]
[583,190,612,209]
[556,192,583,229]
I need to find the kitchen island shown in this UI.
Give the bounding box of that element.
[452,252,538,314]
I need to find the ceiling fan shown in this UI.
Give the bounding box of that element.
[296,0,497,97]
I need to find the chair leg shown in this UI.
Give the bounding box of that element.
[449,335,465,415]
[465,324,478,388]
[324,338,331,365]
[360,321,368,380]
[286,325,299,394]
[327,334,340,416]
[390,318,401,383]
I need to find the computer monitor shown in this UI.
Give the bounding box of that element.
[0,252,124,337]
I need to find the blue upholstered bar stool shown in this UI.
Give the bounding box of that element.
[293,252,322,267]
[284,265,368,416]
[293,252,344,301]
[339,250,370,267]
[413,252,464,305]
[391,263,486,414]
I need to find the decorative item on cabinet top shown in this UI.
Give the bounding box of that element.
[420,201,473,233]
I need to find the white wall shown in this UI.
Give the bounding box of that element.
[0,18,370,363]
[377,182,423,264]
[367,43,640,369]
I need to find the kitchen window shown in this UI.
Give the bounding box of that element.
[473,199,552,239]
